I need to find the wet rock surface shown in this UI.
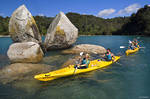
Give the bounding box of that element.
[0,63,53,84]
[61,56,81,68]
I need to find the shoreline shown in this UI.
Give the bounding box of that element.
[0,35,10,37]
[0,34,147,38]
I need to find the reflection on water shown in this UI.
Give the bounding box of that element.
[0,36,150,99]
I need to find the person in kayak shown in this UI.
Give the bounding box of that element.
[103,48,115,61]
[133,39,139,48]
[128,41,136,50]
[75,53,90,69]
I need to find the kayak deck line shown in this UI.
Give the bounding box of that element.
[34,56,120,82]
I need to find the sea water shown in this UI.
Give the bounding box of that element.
[0,36,149,99]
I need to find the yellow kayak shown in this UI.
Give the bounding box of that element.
[126,46,139,55]
[34,56,120,81]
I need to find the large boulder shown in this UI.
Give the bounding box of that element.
[0,63,52,84]
[7,42,43,63]
[9,5,42,43]
[44,11,78,50]
[62,44,106,54]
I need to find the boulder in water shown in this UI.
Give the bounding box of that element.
[7,42,43,63]
[9,5,42,43]
[44,11,78,50]
[62,44,106,54]
[0,63,52,84]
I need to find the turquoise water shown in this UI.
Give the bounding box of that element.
[0,36,150,99]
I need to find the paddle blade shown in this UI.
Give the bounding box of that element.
[139,47,145,48]
[80,52,84,56]
[129,40,132,44]
[120,46,126,48]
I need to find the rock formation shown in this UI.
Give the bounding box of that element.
[9,5,42,43]
[44,11,78,50]
[0,63,52,84]
[62,44,106,54]
[61,56,81,68]
[7,42,43,63]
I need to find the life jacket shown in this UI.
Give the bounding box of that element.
[79,58,90,68]
[81,58,86,65]
[129,43,134,50]
[106,53,112,60]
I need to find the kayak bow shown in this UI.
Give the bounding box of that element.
[126,46,140,55]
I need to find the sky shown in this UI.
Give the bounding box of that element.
[0,0,149,18]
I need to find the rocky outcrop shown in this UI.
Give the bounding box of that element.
[0,63,52,84]
[7,42,43,63]
[44,11,78,50]
[0,54,10,67]
[62,44,106,54]
[9,5,42,43]
[61,56,81,68]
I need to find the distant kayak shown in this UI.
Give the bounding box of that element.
[34,56,120,82]
[126,46,139,55]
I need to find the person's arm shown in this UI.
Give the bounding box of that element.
[111,53,115,60]
[79,57,82,64]
[111,53,114,56]
[102,54,105,57]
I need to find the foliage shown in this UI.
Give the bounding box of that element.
[0,16,9,35]
[0,5,150,36]
[66,13,129,35]
[118,5,150,36]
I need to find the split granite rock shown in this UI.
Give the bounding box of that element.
[9,5,42,43]
[62,44,106,54]
[44,11,78,50]
[7,42,43,63]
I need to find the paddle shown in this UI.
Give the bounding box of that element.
[120,46,145,49]
[139,47,145,48]
[73,52,84,75]
[115,61,122,65]
[120,46,126,48]
[120,40,132,49]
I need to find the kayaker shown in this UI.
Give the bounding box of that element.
[133,39,139,48]
[128,41,135,50]
[103,48,115,61]
[75,53,90,69]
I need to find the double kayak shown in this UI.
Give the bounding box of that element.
[34,56,120,81]
[126,46,139,55]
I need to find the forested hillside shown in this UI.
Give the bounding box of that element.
[0,5,150,36]
[117,5,150,36]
